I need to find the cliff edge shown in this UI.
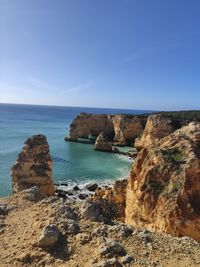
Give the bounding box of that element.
[126,122,200,240]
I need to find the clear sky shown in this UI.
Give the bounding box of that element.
[0,0,200,110]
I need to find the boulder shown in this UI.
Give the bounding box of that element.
[94,132,112,152]
[86,183,98,192]
[11,135,54,197]
[125,122,200,241]
[78,193,88,200]
[38,224,60,247]
[99,238,126,257]
[82,199,117,224]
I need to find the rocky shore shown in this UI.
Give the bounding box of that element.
[0,110,200,266]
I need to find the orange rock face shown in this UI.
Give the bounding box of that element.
[66,113,147,146]
[93,179,128,221]
[11,135,55,197]
[125,122,200,240]
[112,114,147,145]
[66,113,114,140]
[135,114,178,150]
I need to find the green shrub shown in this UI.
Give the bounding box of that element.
[161,148,183,163]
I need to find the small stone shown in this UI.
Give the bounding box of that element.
[40,196,57,204]
[92,227,108,237]
[73,186,80,191]
[60,205,78,220]
[60,182,68,186]
[137,230,152,243]
[92,258,122,267]
[76,233,91,245]
[22,186,45,202]
[99,239,126,257]
[66,190,74,196]
[67,220,80,235]
[113,147,120,153]
[78,193,88,200]
[56,191,67,199]
[111,224,133,238]
[121,255,134,264]
[0,204,8,215]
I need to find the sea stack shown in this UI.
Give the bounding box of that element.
[11,134,54,196]
[94,132,113,152]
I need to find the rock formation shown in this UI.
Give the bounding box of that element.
[125,122,200,240]
[11,135,55,196]
[66,113,147,146]
[65,113,114,141]
[112,114,146,145]
[93,179,128,221]
[135,114,180,150]
[94,132,113,152]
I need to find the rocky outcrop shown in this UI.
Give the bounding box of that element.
[93,179,128,221]
[11,135,54,196]
[135,114,181,150]
[112,114,147,145]
[65,113,114,141]
[1,190,200,267]
[125,122,200,240]
[66,113,147,146]
[94,132,113,152]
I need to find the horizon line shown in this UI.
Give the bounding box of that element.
[0,102,200,113]
[0,102,158,112]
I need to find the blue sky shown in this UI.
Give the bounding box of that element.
[0,0,200,110]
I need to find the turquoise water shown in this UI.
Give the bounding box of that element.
[0,104,152,197]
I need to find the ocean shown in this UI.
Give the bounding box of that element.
[0,103,153,197]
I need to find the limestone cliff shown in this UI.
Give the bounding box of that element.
[112,114,147,145]
[66,113,147,146]
[65,113,114,141]
[135,114,181,150]
[11,135,54,196]
[125,122,200,240]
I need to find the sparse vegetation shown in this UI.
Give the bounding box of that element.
[149,179,165,196]
[156,110,200,122]
[161,148,184,163]
[171,180,181,193]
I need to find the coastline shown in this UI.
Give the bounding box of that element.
[1,111,200,266]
